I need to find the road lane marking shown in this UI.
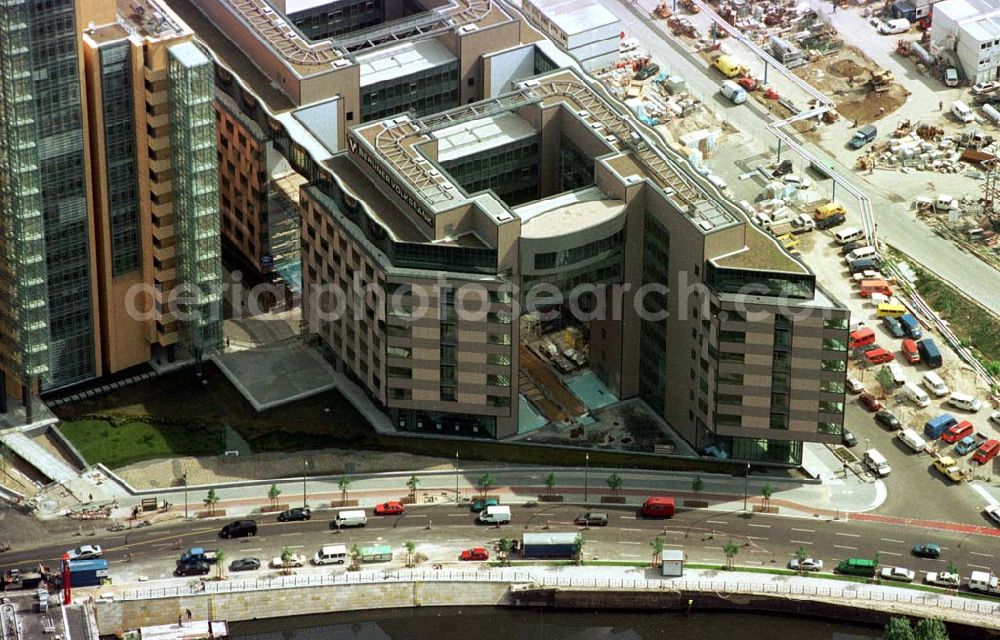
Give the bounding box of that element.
[240,548,262,552]
[194,539,216,544]
[747,560,763,565]
[833,545,857,550]
[969,551,994,558]
[620,528,641,533]
[665,543,684,548]
[878,551,901,557]
[151,543,174,548]
[705,520,727,525]
[620,541,641,545]
[620,515,638,519]
[749,549,769,554]
[704,546,723,550]
[835,532,860,538]
[621,554,641,558]
[880,538,905,544]
[447,514,468,518]
[286,545,305,549]
[791,528,814,533]
[747,523,770,528]
[790,540,812,545]
[279,533,302,537]
[747,536,768,541]
[969,563,992,570]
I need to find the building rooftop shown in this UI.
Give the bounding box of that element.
[530,0,619,36]
[290,98,342,155]
[935,0,1000,23]
[712,224,808,274]
[356,38,457,87]
[277,0,335,14]
[169,39,210,68]
[518,194,626,239]
[435,112,537,163]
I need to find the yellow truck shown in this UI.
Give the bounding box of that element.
[712,54,747,78]
[933,456,964,482]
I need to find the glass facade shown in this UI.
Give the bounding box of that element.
[99,41,141,276]
[361,62,460,122]
[442,137,539,207]
[0,0,55,385]
[289,0,383,40]
[392,408,497,438]
[706,263,815,299]
[558,135,594,192]
[168,43,223,358]
[639,216,669,412]
[722,436,803,465]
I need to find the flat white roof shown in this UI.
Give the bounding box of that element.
[355,39,457,87]
[530,0,619,35]
[434,112,537,163]
[935,0,1000,26]
[290,98,341,155]
[964,16,1000,41]
[280,0,336,14]
[517,187,625,238]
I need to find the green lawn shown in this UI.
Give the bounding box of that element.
[59,419,224,469]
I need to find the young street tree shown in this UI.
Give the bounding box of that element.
[338,477,352,505]
[650,535,665,566]
[203,489,219,515]
[349,545,362,571]
[477,473,495,498]
[573,534,585,566]
[794,546,809,574]
[499,538,513,567]
[723,541,740,570]
[268,484,281,508]
[606,472,623,496]
[404,541,416,568]
[406,475,420,500]
[760,483,774,510]
[215,550,226,580]
[691,476,704,494]
[545,472,557,497]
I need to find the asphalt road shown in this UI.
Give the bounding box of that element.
[3,503,997,593]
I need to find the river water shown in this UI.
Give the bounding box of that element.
[229,608,884,640]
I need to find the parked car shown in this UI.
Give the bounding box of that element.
[880,566,916,582]
[986,504,1000,526]
[991,411,1000,426]
[859,392,883,412]
[933,456,965,482]
[270,553,306,569]
[842,429,858,447]
[374,501,406,516]
[228,557,261,572]
[881,316,905,338]
[574,512,609,527]
[875,410,901,431]
[471,497,500,513]
[972,80,1000,95]
[846,376,865,394]
[174,561,210,577]
[954,435,979,456]
[973,439,1000,464]
[864,348,894,365]
[460,547,490,561]
[942,421,974,444]
[925,572,961,588]
[219,520,258,539]
[66,545,103,561]
[912,543,940,559]
[277,507,311,522]
[634,63,660,81]
[788,557,824,572]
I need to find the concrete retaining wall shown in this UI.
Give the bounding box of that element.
[95,581,512,633]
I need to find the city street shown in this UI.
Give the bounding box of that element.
[3,502,998,593]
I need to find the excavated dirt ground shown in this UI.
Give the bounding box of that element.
[794,45,909,125]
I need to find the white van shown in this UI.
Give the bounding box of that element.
[897,428,927,452]
[845,246,878,263]
[951,100,975,123]
[902,382,930,408]
[333,509,367,528]
[312,544,348,565]
[863,448,892,477]
[477,504,512,524]
[878,18,910,34]
[969,570,999,593]
[887,362,907,387]
[948,392,982,412]
[922,372,950,397]
[835,226,865,244]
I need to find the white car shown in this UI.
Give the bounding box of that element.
[925,571,961,588]
[989,411,1000,426]
[880,566,916,582]
[788,557,824,572]
[846,377,865,394]
[972,81,1000,95]
[986,504,1000,527]
[270,553,306,569]
[66,544,103,561]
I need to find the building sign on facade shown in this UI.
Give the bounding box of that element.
[348,133,433,226]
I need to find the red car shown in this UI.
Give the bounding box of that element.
[863,348,894,365]
[941,421,974,444]
[973,439,1000,464]
[859,392,883,412]
[460,547,490,561]
[374,501,405,516]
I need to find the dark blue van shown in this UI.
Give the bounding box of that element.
[918,338,942,368]
[899,314,922,340]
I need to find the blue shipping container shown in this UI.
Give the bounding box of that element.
[924,413,957,440]
[69,559,109,588]
[917,339,942,368]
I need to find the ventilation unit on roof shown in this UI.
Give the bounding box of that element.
[495,213,512,222]
[698,220,715,231]
[521,80,540,87]
[604,134,616,143]
[332,59,350,68]
[442,183,455,191]
[428,169,441,177]
[262,6,273,13]
[458,24,479,33]
[392,116,409,125]
[590,122,604,130]
[577,109,589,117]
[624,174,641,184]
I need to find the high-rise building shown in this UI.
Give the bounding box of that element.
[0,0,222,418]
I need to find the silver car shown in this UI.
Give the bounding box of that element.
[880,566,915,582]
[66,544,103,561]
[789,557,823,572]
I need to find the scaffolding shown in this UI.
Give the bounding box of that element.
[0,3,52,385]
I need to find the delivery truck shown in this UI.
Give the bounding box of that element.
[521,532,578,559]
[69,559,109,588]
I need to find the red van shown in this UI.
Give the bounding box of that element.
[973,439,1000,464]
[900,339,920,364]
[640,496,675,518]
[849,327,876,350]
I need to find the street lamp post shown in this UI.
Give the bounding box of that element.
[455,451,459,503]
[584,453,590,502]
[742,462,751,511]
[183,473,188,519]
[302,458,308,508]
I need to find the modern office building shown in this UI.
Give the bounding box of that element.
[0,0,223,416]
[294,63,848,463]
[168,0,526,281]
